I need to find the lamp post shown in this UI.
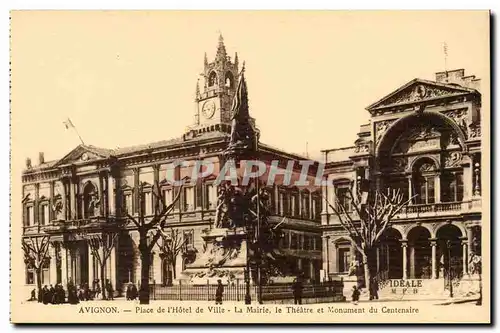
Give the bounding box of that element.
[446,240,453,298]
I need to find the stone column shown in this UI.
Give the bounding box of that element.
[61,246,68,287]
[49,243,58,285]
[34,184,40,225]
[279,192,284,215]
[133,168,140,214]
[434,173,441,203]
[62,179,68,220]
[401,240,408,280]
[70,180,76,220]
[309,191,313,219]
[298,190,302,218]
[98,174,104,216]
[409,245,415,279]
[109,246,117,289]
[467,226,473,252]
[88,243,94,285]
[462,158,473,201]
[321,181,328,215]
[108,174,115,215]
[430,238,437,279]
[407,176,412,204]
[49,181,55,222]
[322,236,330,278]
[462,239,468,276]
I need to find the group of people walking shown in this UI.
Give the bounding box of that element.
[30,278,115,304]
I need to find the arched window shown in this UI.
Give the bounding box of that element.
[225,71,234,88]
[441,171,464,202]
[412,159,436,205]
[83,182,97,218]
[208,71,218,87]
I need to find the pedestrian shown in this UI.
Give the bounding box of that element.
[369,278,379,301]
[29,288,36,301]
[106,279,114,300]
[351,285,360,305]
[292,278,303,305]
[42,285,50,305]
[94,279,101,300]
[215,279,224,305]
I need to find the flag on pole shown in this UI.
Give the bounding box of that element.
[62,117,85,145]
[63,118,75,130]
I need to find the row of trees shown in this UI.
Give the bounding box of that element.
[22,181,184,304]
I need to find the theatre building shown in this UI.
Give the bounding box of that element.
[21,36,323,296]
[320,69,483,293]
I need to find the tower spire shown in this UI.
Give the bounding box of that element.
[204,52,208,67]
[216,33,227,60]
[234,52,239,68]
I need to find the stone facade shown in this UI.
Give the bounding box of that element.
[21,37,323,296]
[320,69,482,291]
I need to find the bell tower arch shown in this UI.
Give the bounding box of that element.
[192,34,240,132]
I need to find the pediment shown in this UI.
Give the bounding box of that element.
[367,79,476,112]
[54,144,112,167]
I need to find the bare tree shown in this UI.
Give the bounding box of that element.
[156,227,187,283]
[127,180,182,304]
[22,235,51,302]
[325,183,414,295]
[85,232,119,300]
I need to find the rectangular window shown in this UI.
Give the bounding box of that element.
[292,194,299,217]
[163,188,173,208]
[336,185,351,212]
[283,231,290,248]
[205,184,217,209]
[303,235,310,250]
[25,264,34,285]
[290,233,298,249]
[302,192,310,218]
[39,204,49,225]
[26,206,34,226]
[122,193,133,214]
[456,173,464,202]
[184,230,194,246]
[183,187,194,211]
[338,247,351,273]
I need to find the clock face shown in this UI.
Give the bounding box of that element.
[81,153,89,161]
[202,101,216,119]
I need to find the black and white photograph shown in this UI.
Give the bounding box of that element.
[9,10,490,324]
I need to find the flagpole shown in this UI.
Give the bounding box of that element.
[73,126,85,145]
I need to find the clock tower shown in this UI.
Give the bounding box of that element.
[191,34,240,132]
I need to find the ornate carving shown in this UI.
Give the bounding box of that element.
[469,122,481,139]
[444,151,462,168]
[375,120,395,143]
[380,84,457,107]
[419,162,434,172]
[391,157,407,172]
[444,109,468,137]
[354,139,371,153]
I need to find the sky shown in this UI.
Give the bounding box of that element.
[10,11,489,169]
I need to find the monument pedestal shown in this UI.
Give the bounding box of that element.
[182,227,250,285]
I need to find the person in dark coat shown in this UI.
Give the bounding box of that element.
[106,279,114,300]
[292,278,303,305]
[215,280,224,305]
[29,288,36,301]
[49,285,56,304]
[41,285,50,305]
[351,286,361,305]
[369,278,379,301]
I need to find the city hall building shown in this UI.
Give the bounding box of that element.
[320,69,482,291]
[21,36,324,295]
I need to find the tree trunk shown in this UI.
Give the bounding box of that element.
[36,268,43,303]
[172,257,177,280]
[362,248,378,299]
[100,264,107,300]
[138,231,150,304]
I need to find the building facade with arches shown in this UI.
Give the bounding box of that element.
[20,36,324,297]
[320,69,482,288]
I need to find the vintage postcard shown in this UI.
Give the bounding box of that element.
[10,10,491,324]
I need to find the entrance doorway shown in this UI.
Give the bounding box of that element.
[407,226,432,279]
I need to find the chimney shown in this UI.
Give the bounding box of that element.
[38,152,45,165]
[25,157,32,169]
